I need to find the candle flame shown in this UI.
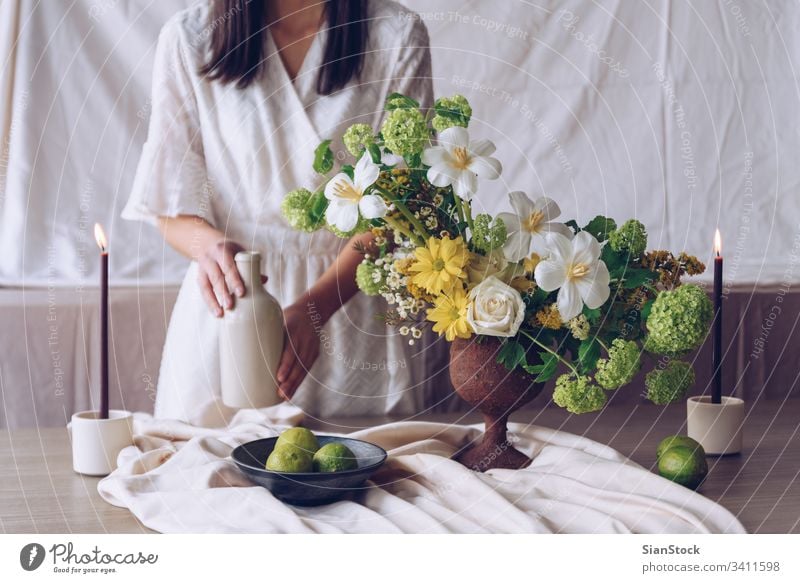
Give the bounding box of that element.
[713,228,721,256]
[94,223,108,252]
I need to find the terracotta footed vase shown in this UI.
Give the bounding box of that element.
[449,337,544,472]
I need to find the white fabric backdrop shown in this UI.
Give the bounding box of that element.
[1,0,799,287]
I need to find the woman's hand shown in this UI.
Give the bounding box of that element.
[277,302,321,400]
[197,239,246,317]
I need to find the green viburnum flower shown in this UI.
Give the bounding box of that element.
[645,360,695,405]
[567,314,590,340]
[343,123,375,157]
[281,188,324,232]
[327,215,372,238]
[381,107,428,158]
[595,339,641,389]
[645,284,713,355]
[553,374,607,414]
[356,259,385,296]
[471,214,507,253]
[609,219,648,257]
[432,94,473,132]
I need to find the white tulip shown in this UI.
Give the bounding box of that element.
[467,275,526,337]
[497,191,573,262]
[324,152,387,232]
[422,126,501,200]
[534,231,611,322]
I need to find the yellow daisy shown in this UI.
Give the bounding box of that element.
[409,236,468,295]
[426,287,473,341]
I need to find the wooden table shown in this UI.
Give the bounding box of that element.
[1,400,798,533]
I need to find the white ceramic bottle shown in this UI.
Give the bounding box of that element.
[220,251,284,409]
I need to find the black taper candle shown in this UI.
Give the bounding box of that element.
[100,250,109,418]
[95,223,110,419]
[712,230,723,404]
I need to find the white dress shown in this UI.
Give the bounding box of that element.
[123,1,449,425]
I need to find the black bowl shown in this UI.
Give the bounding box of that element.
[231,435,388,506]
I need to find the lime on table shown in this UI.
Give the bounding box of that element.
[656,435,704,459]
[266,443,313,473]
[658,445,708,490]
[313,442,358,473]
[276,427,320,456]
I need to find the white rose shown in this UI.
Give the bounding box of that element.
[467,276,526,337]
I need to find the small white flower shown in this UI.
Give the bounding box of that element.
[534,231,611,321]
[467,276,526,337]
[324,152,387,232]
[497,191,573,262]
[422,126,502,199]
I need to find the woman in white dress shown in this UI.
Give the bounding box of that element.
[123,0,448,425]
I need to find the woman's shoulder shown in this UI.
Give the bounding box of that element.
[156,2,211,63]
[367,0,430,47]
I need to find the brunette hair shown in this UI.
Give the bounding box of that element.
[198,0,368,94]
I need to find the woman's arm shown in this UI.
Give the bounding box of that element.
[157,215,246,317]
[277,231,374,399]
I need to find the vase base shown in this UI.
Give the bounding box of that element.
[454,439,531,472]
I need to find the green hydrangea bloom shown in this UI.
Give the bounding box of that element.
[281,188,324,232]
[567,314,590,340]
[432,94,472,132]
[381,107,428,158]
[471,214,507,252]
[645,360,695,405]
[645,284,713,355]
[356,260,384,296]
[553,374,607,414]
[595,339,641,389]
[343,123,374,157]
[327,216,371,238]
[609,219,648,256]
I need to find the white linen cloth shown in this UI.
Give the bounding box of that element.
[120,1,447,422]
[98,408,746,534]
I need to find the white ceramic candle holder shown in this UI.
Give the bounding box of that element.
[69,410,134,476]
[686,396,745,455]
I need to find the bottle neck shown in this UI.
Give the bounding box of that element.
[234,252,262,294]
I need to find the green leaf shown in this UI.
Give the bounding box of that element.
[368,143,383,165]
[523,351,559,383]
[578,338,600,374]
[406,153,422,170]
[621,267,657,289]
[601,245,625,279]
[497,340,526,371]
[640,299,654,322]
[340,164,354,180]
[583,216,617,242]
[582,306,602,324]
[313,140,334,175]
[385,92,420,110]
[308,191,328,223]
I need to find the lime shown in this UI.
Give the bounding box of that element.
[657,445,708,490]
[276,427,320,456]
[265,443,313,473]
[312,442,358,473]
[656,435,704,459]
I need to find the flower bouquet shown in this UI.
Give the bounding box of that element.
[282,93,712,470]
